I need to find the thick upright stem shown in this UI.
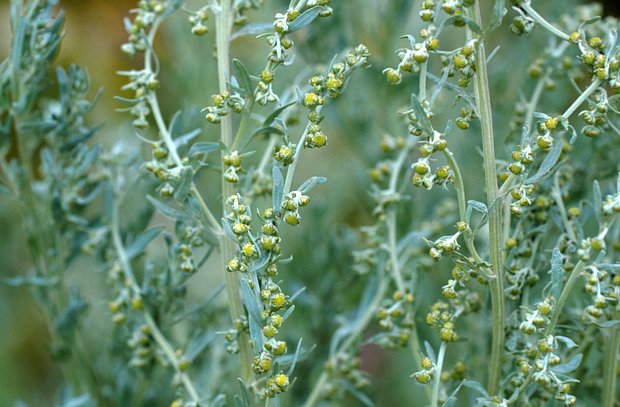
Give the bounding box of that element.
[601,311,620,407]
[216,0,253,381]
[470,4,505,396]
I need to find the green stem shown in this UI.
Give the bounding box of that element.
[444,149,485,265]
[111,201,201,404]
[551,173,577,243]
[431,343,447,407]
[562,78,601,119]
[469,3,505,396]
[303,273,388,407]
[602,311,620,407]
[545,260,585,334]
[215,0,253,382]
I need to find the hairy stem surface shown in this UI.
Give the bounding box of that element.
[470,3,505,396]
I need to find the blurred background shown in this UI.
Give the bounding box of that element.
[1,0,618,406]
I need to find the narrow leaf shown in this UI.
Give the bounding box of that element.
[231,22,273,40]
[555,335,578,349]
[232,59,254,98]
[240,279,264,354]
[410,93,434,137]
[462,380,489,398]
[288,7,321,33]
[264,100,297,127]
[189,141,220,158]
[487,0,507,32]
[551,353,583,374]
[525,140,563,184]
[272,165,284,210]
[126,226,164,260]
[173,167,193,201]
[550,248,563,300]
[147,196,192,221]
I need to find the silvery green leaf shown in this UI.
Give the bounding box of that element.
[466,200,488,230]
[240,278,264,354]
[126,226,164,260]
[237,378,254,407]
[147,196,192,221]
[286,338,303,376]
[185,331,214,361]
[173,129,201,148]
[551,353,582,374]
[525,140,563,184]
[250,126,285,141]
[173,166,193,201]
[594,320,620,328]
[189,141,220,158]
[550,248,563,300]
[54,289,89,340]
[555,335,578,349]
[272,165,284,210]
[264,100,297,126]
[282,304,295,321]
[298,176,327,193]
[608,94,620,114]
[487,0,507,32]
[289,287,305,303]
[410,93,434,136]
[234,396,244,407]
[593,180,602,224]
[1,274,57,287]
[340,380,374,407]
[463,380,489,398]
[506,335,517,351]
[288,7,321,33]
[232,59,254,99]
[221,218,237,241]
[231,22,273,40]
[437,15,482,36]
[424,341,437,363]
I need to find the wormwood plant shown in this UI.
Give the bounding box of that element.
[1,0,620,406]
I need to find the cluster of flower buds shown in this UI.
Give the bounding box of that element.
[506,262,538,300]
[376,290,415,349]
[108,282,147,327]
[455,106,476,130]
[509,183,535,217]
[510,7,536,36]
[281,191,310,226]
[187,6,209,35]
[384,31,439,84]
[578,90,612,138]
[302,45,370,135]
[256,1,334,105]
[273,143,295,166]
[412,355,436,384]
[117,69,161,128]
[427,229,462,261]
[321,352,370,401]
[128,324,155,368]
[441,40,477,88]
[517,334,578,406]
[425,301,459,342]
[224,317,248,354]
[519,298,553,335]
[121,0,170,55]
[204,91,245,124]
[173,224,204,274]
[582,264,619,322]
[222,150,244,184]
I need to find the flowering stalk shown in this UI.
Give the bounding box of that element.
[468,3,505,396]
